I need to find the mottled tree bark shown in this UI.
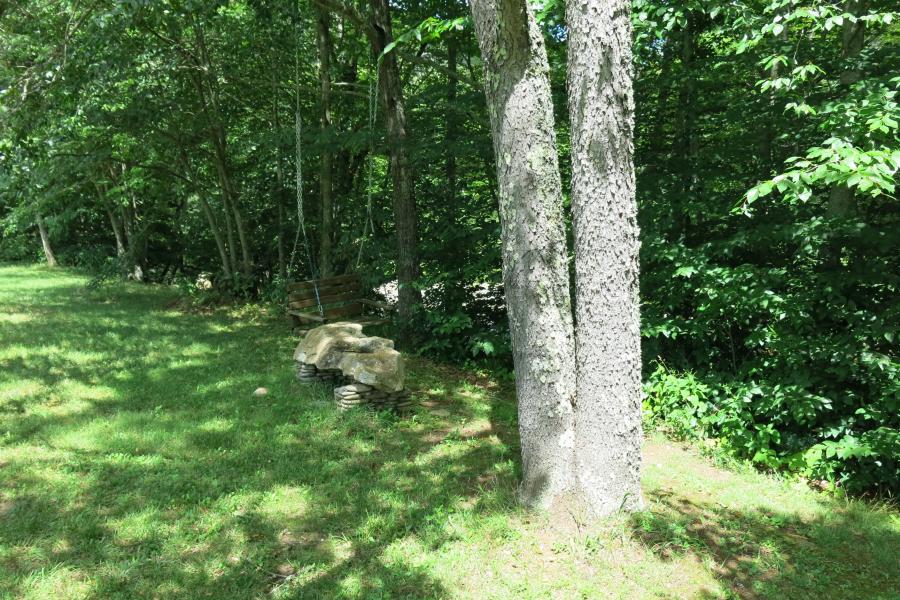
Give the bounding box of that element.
[470,0,578,508]
[316,6,335,277]
[567,0,644,515]
[36,213,58,267]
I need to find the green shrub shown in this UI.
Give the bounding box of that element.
[643,364,899,495]
[0,231,35,262]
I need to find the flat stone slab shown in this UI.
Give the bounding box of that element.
[294,323,405,392]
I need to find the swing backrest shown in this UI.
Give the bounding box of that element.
[287,273,366,323]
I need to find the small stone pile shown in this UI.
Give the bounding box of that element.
[294,322,414,414]
[295,362,351,386]
[334,383,413,412]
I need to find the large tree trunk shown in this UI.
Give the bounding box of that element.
[370,0,422,331]
[35,213,58,267]
[470,0,578,508]
[567,0,644,515]
[316,6,335,278]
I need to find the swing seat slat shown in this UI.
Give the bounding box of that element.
[286,273,392,332]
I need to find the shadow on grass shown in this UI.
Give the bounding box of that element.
[0,268,518,598]
[631,487,899,599]
[3,268,897,599]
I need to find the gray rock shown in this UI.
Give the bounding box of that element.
[294,323,405,392]
[341,383,373,393]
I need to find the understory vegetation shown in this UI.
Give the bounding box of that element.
[1,1,898,493]
[1,265,898,599]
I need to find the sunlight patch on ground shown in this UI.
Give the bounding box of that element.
[1,266,897,600]
[0,378,47,402]
[19,565,92,600]
[0,312,32,324]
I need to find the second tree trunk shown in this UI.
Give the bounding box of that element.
[567,0,644,514]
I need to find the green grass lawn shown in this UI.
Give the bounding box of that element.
[0,264,897,600]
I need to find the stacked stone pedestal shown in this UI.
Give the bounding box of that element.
[294,323,415,414]
[295,362,351,386]
[334,383,413,412]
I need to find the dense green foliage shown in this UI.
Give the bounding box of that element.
[1,1,897,492]
[633,0,899,494]
[2,265,898,599]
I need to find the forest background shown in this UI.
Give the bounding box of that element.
[0,0,897,494]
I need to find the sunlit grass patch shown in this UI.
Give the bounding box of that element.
[0,378,48,403]
[18,565,92,600]
[0,312,32,324]
[0,265,897,600]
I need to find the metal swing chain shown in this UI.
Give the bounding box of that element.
[355,56,378,270]
[288,16,323,316]
[289,15,378,314]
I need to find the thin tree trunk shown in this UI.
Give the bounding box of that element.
[104,165,142,278]
[647,53,672,174]
[271,54,287,280]
[446,35,459,213]
[107,207,126,257]
[277,181,287,281]
[470,0,578,508]
[370,0,422,330]
[121,200,145,282]
[211,124,251,275]
[98,183,127,257]
[828,0,867,223]
[186,69,238,272]
[675,17,697,235]
[316,5,335,278]
[567,0,643,515]
[193,20,252,275]
[761,19,788,176]
[824,0,867,272]
[36,213,58,267]
[177,150,235,280]
[444,34,462,305]
[199,195,234,280]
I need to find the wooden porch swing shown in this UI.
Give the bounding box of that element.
[287,43,391,333]
[286,272,392,330]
